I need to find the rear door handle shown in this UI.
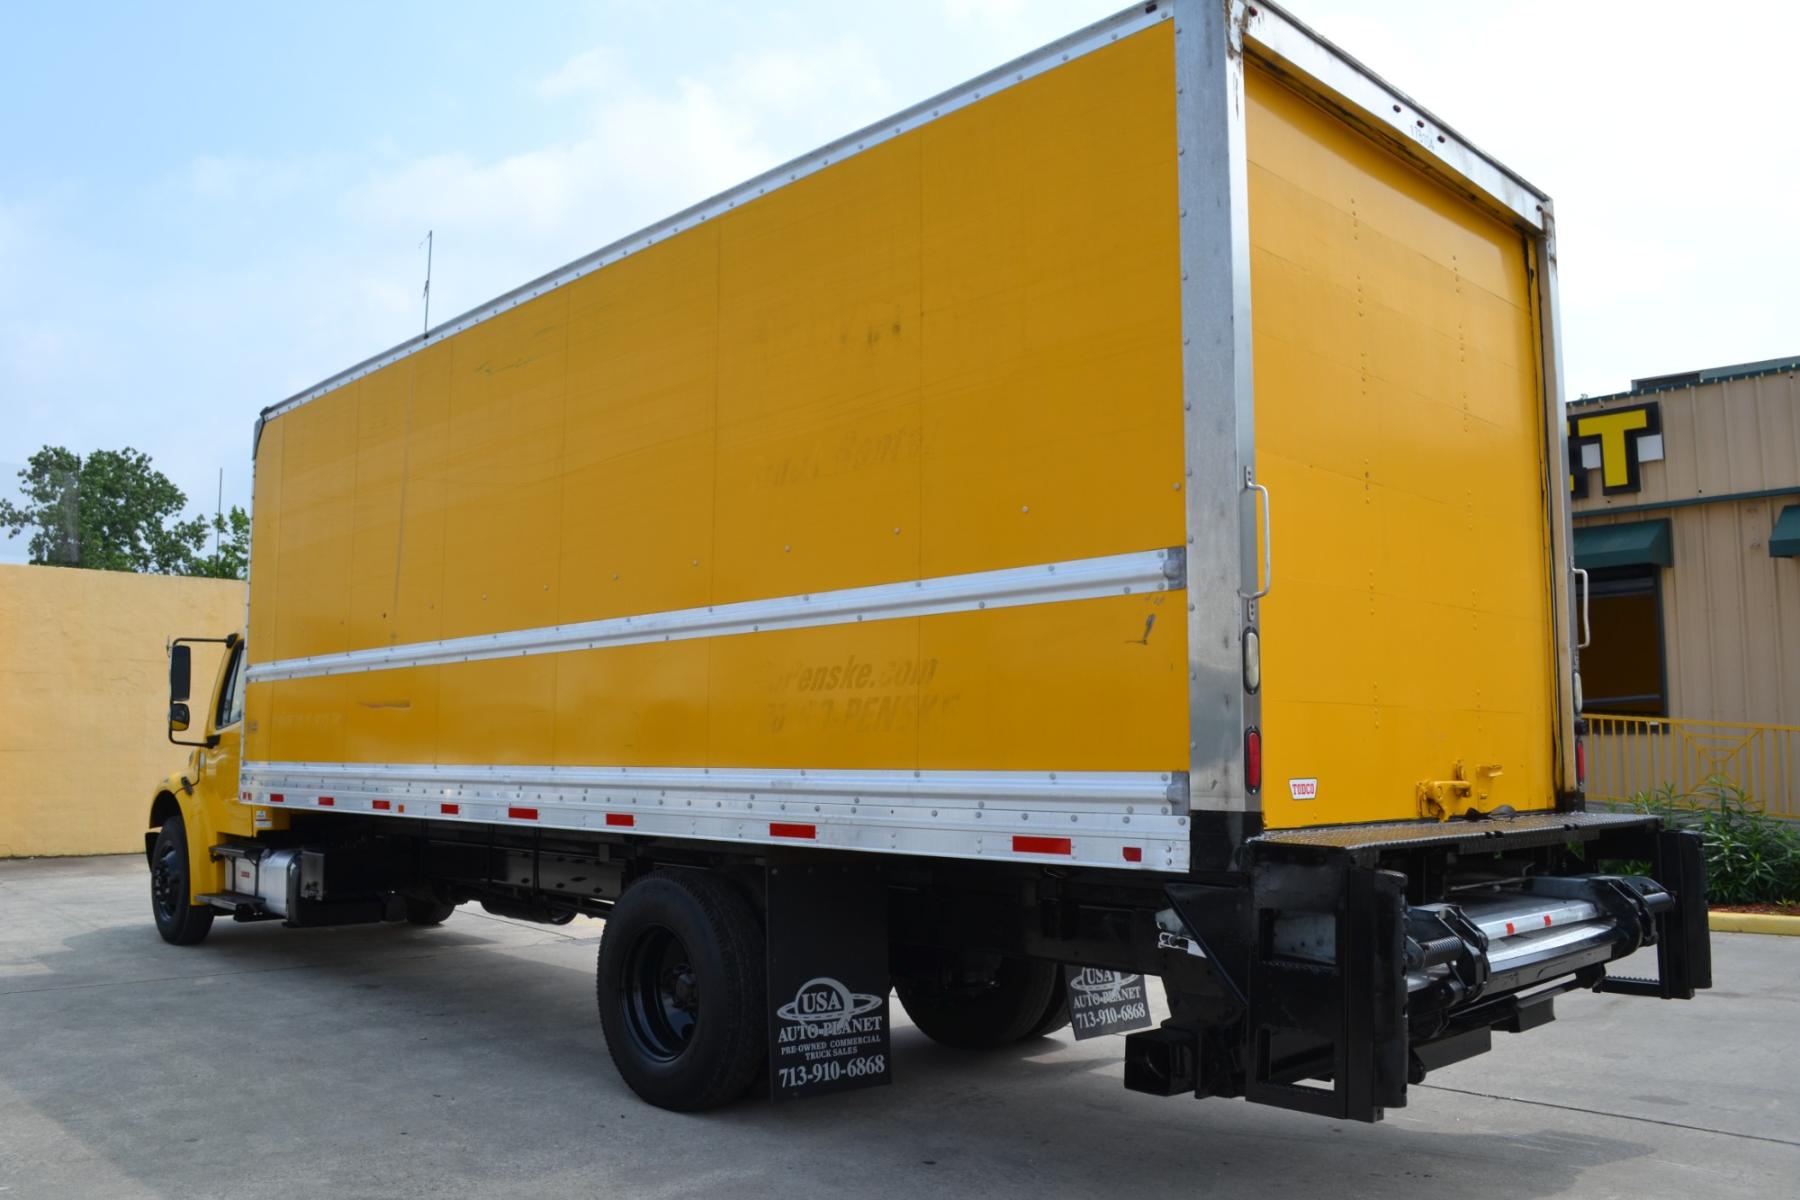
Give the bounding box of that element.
[1240,469,1272,601]
[1573,567,1591,649]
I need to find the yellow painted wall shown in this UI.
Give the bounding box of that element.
[0,564,245,857]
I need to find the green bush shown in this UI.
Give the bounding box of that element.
[1629,779,1800,906]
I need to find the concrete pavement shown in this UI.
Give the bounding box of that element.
[2,854,1795,1199]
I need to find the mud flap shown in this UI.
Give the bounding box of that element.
[764,862,892,1100]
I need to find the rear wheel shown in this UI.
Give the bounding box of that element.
[150,812,214,946]
[596,871,767,1111]
[894,951,1062,1049]
[403,897,457,926]
[1021,967,1071,1040]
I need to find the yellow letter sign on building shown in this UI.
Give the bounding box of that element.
[1569,402,1663,496]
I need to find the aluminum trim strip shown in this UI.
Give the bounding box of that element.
[260,4,1174,425]
[1246,1,1548,232]
[1174,0,1258,816]
[239,761,1194,873]
[247,547,1180,682]
[1536,221,1581,796]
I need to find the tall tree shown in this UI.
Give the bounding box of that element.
[185,505,252,580]
[0,446,211,573]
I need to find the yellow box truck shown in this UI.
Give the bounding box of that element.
[147,0,1709,1121]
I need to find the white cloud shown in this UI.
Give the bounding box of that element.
[732,38,892,113]
[535,48,624,99]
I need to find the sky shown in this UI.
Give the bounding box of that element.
[3,0,1797,563]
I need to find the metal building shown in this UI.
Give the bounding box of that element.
[1570,356,1800,813]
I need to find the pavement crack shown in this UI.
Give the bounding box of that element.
[1416,1083,1800,1148]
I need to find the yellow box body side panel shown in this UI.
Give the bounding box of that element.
[247,24,1187,777]
[1246,67,1555,827]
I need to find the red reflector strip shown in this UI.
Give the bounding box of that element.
[1544,914,1554,927]
[1013,835,1072,856]
[1505,921,1517,936]
[268,793,284,804]
[372,799,391,811]
[1122,846,1143,863]
[509,807,539,821]
[769,822,816,839]
[317,796,335,807]
[440,802,460,816]
[606,813,636,828]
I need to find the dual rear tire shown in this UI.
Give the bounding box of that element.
[596,876,1069,1112]
[893,951,1069,1048]
[596,871,768,1112]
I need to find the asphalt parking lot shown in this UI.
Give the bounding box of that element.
[2,855,1795,1199]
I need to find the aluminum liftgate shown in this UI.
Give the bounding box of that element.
[1134,813,1712,1121]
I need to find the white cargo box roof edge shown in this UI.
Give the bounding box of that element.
[253,0,1550,429]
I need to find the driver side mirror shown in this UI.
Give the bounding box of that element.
[169,643,192,703]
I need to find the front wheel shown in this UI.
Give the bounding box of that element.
[596,871,767,1111]
[150,812,214,946]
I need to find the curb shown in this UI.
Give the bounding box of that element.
[1708,911,1800,936]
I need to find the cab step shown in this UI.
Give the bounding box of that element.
[194,891,278,921]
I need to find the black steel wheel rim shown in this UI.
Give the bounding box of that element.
[622,924,699,1062]
[152,837,182,924]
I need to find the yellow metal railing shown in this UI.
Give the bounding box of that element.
[1585,713,1800,819]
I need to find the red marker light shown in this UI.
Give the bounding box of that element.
[1245,728,1262,794]
[770,822,816,840]
[1575,736,1587,789]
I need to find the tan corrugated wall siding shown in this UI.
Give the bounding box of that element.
[0,565,245,857]
[1574,365,1800,725]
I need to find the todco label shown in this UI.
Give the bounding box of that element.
[1289,778,1319,800]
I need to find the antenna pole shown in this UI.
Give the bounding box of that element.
[422,230,434,336]
[215,467,223,559]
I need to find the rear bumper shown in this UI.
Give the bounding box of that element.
[1144,811,1710,1121]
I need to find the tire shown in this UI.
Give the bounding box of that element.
[404,897,457,926]
[1021,967,1072,1040]
[150,812,214,946]
[894,951,1062,1049]
[596,871,767,1111]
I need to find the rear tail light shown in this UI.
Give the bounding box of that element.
[1245,727,1262,794]
[1575,735,1587,790]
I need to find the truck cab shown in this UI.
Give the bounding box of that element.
[147,635,274,944]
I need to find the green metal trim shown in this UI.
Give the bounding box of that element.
[1771,505,1800,558]
[1574,484,1800,520]
[1573,519,1672,569]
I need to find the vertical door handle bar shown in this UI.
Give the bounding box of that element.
[1573,567,1591,649]
[1240,469,1272,601]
